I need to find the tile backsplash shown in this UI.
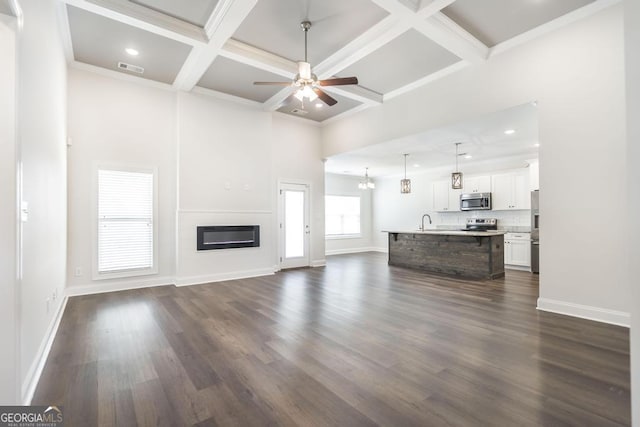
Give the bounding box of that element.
[434,209,531,228]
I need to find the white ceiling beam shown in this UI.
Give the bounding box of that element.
[383,60,468,101]
[489,0,621,57]
[261,15,407,112]
[172,0,258,91]
[220,39,296,79]
[417,0,456,18]
[368,0,416,16]
[62,0,207,45]
[312,15,410,79]
[415,13,488,63]
[322,85,383,106]
[369,0,486,63]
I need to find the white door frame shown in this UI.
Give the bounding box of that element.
[278,180,311,269]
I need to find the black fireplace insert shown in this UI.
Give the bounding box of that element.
[197,225,260,250]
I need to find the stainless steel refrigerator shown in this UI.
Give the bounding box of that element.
[531,190,539,273]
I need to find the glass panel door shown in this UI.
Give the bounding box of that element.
[280,183,310,269]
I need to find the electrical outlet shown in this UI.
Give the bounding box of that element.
[74,267,82,277]
[52,289,57,301]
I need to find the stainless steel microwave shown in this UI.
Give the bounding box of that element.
[460,193,492,211]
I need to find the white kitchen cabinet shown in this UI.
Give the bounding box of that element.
[463,175,491,193]
[433,180,450,211]
[491,172,530,210]
[433,180,462,212]
[433,180,461,212]
[449,187,461,212]
[504,233,531,268]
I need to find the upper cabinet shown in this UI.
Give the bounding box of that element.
[491,172,530,210]
[464,175,491,193]
[433,180,460,212]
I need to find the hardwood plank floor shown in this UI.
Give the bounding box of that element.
[33,252,630,426]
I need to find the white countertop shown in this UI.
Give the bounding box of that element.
[383,230,507,237]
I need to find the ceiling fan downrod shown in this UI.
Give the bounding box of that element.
[301,21,311,63]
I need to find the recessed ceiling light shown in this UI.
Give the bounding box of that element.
[504,129,516,135]
[534,143,540,147]
[413,164,420,168]
[315,103,323,108]
[464,154,472,159]
[125,48,139,56]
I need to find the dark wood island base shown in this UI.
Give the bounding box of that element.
[387,231,505,280]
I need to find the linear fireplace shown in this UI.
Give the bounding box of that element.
[197,225,260,250]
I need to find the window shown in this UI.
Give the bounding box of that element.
[96,167,156,277]
[325,195,361,237]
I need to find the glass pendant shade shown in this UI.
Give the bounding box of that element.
[451,143,463,190]
[294,85,318,102]
[400,153,411,194]
[451,172,463,189]
[401,178,411,193]
[358,168,374,190]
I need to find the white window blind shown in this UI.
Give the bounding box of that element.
[98,169,154,274]
[325,195,361,236]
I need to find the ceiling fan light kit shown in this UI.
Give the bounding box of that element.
[253,21,359,109]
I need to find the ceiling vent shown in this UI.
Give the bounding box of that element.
[290,108,309,116]
[117,62,144,74]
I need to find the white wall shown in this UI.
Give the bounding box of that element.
[66,68,177,293]
[0,13,18,404]
[272,115,325,265]
[17,0,68,401]
[175,92,275,283]
[624,0,639,423]
[322,5,628,326]
[325,173,373,255]
[66,71,325,290]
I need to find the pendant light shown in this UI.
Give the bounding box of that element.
[400,154,411,194]
[358,167,375,190]
[451,142,463,189]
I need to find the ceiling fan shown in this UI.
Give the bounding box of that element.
[253,21,359,107]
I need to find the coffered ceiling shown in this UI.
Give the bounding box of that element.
[56,0,609,123]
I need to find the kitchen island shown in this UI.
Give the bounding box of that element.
[384,230,506,279]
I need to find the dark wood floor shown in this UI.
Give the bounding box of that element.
[34,252,630,426]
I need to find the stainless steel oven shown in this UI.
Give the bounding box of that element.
[460,193,492,211]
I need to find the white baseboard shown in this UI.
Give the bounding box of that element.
[537,297,630,327]
[175,267,275,287]
[325,247,384,256]
[311,259,326,267]
[371,247,388,253]
[22,296,68,405]
[65,276,175,297]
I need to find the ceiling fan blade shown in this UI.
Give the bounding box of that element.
[318,77,358,86]
[313,88,338,106]
[253,81,292,86]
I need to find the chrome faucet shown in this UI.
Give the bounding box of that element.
[421,214,432,231]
